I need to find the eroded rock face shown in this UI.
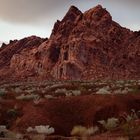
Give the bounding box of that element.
[0,36,46,81]
[0,5,140,81]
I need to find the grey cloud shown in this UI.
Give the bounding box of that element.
[0,0,139,30]
[0,0,74,24]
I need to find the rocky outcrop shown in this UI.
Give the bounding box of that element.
[0,41,3,48]
[0,5,140,81]
[0,36,46,81]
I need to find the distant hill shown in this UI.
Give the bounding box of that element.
[0,5,139,82]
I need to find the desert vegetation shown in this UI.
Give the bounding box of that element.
[0,80,140,139]
[0,80,139,100]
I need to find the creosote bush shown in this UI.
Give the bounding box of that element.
[98,117,119,131]
[71,125,99,137]
[27,125,55,135]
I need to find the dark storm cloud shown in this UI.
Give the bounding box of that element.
[0,0,140,42]
[0,0,74,23]
[0,0,140,24]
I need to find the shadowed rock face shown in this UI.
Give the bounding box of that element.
[0,5,140,82]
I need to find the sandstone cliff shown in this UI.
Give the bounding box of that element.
[0,5,140,81]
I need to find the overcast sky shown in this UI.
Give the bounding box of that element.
[0,0,140,42]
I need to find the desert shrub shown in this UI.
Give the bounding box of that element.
[55,88,67,93]
[55,88,67,96]
[0,125,7,133]
[27,125,55,135]
[98,117,119,131]
[44,95,54,99]
[0,125,7,137]
[121,88,129,94]
[65,90,81,97]
[96,86,110,94]
[113,89,122,94]
[15,133,23,139]
[71,126,87,136]
[0,125,21,139]
[24,89,36,94]
[33,96,42,105]
[123,109,139,122]
[14,87,22,93]
[71,125,99,136]
[72,90,81,96]
[119,110,140,140]
[16,94,39,100]
[65,92,73,97]
[116,80,125,85]
[0,88,6,97]
[27,127,34,133]
[85,126,99,136]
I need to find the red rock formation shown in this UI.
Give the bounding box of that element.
[0,36,46,81]
[0,5,140,81]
